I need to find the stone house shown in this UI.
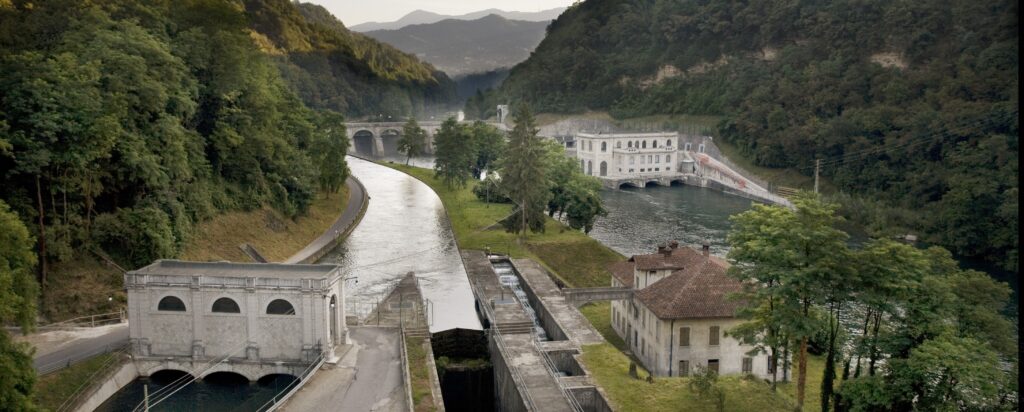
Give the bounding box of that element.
[608,241,778,378]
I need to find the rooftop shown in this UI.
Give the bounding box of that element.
[635,253,743,319]
[128,259,341,279]
[576,131,678,139]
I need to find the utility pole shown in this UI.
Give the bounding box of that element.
[814,159,821,193]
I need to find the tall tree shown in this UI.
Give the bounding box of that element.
[398,117,427,165]
[498,102,549,239]
[469,120,505,177]
[0,200,39,410]
[432,117,473,189]
[315,111,350,195]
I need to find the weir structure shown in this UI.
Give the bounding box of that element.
[346,120,508,158]
[124,260,347,382]
[463,250,614,412]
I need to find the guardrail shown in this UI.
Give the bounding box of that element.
[40,311,125,330]
[256,352,326,412]
[37,341,129,376]
[55,346,130,412]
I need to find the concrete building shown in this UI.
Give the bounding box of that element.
[607,242,779,379]
[575,131,685,179]
[124,260,347,381]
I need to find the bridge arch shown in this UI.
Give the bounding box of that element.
[380,128,401,156]
[149,369,194,382]
[618,182,641,189]
[202,370,251,384]
[644,180,661,188]
[352,130,375,156]
[257,373,300,387]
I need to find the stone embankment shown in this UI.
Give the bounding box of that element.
[285,175,369,263]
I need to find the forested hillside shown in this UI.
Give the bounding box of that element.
[247,0,457,117]
[500,0,1019,271]
[0,0,351,287]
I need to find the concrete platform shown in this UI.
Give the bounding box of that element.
[510,259,605,346]
[494,333,576,412]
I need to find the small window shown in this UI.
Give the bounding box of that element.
[601,141,607,152]
[267,299,295,315]
[616,141,622,148]
[685,143,692,151]
[648,155,653,163]
[698,144,705,153]
[708,359,719,374]
[642,141,647,149]
[742,357,753,373]
[679,327,690,346]
[653,140,658,148]
[212,297,240,313]
[655,155,660,163]
[679,360,690,377]
[666,154,671,163]
[158,296,186,312]
[627,141,632,148]
[709,326,720,346]
[666,139,672,146]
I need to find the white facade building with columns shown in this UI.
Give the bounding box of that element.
[575,132,687,179]
[124,260,347,381]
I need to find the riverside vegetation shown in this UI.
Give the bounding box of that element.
[491,0,1019,273]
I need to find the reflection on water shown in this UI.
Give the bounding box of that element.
[95,371,297,412]
[589,184,755,257]
[320,156,481,332]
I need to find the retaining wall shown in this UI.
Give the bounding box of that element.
[73,361,139,412]
[285,175,369,264]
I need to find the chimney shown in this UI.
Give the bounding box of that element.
[668,240,679,250]
[701,241,710,257]
[658,243,671,256]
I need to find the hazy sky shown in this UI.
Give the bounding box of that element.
[306,0,575,26]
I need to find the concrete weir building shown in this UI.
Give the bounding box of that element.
[124,260,346,381]
[607,242,779,379]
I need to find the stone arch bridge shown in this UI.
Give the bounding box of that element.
[346,121,507,157]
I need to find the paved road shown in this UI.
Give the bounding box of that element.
[31,323,129,374]
[285,174,368,263]
[281,326,408,411]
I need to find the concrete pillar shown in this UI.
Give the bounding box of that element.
[373,134,384,156]
[190,277,204,359]
[245,281,259,361]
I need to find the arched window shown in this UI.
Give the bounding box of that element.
[581,159,585,171]
[666,154,671,163]
[601,142,607,152]
[642,141,647,149]
[587,160,593,175]
[627,141,632,148]
[212,297,241,313]
[158,296,186,312]
[588,141,593,151]
[616,141,622,148]
[666,139,672,147]
[685,143,692,151]
[266,299,295,315]
[653,140,658,148]
[600,161,608,177]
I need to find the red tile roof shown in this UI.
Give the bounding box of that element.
[634,254,744,319]
[609,261,635,287]
[632,246,706,271]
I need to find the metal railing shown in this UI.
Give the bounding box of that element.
[37,341,129,376]
[255,352,326,412]
[40,310,125,330]
[471,278,538,411]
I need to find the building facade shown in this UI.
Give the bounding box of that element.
[575,132,685,179]
[608,242,779,379]
[125,260,347,380]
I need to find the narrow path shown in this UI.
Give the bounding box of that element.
[30,324,129,374]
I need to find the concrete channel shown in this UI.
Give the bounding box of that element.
[462,250,614,412]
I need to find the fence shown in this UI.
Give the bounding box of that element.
[36,341,129,376]
[55,346,131,412]
[255,352,326,412]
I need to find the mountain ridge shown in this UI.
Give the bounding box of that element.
[350,7,564,32]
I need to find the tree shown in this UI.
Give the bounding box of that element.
[315,111,350,195]
[469,121,505,177]
[0,200,39,410]
[498,102,550,239]
[728,192,849,410]
[433,117,474,189]
[398,117,427,165]
[689,366,725,412]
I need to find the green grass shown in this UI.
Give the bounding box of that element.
[405,336,436,412]
[384,163,624,288]
[579,302,628,352]
[33,352,122,411]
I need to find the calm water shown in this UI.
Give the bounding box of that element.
[320,156,481,332]
[95,372,296,412]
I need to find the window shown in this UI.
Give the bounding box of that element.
[266,299,295,315]
[666,155,671,163]
[158,296,186,312]
[679,327,690,346]
[698,144,705,153]
[589,141,593,151]
[616,141,622,148]
[641,338,646,355]
[709,326,720,345]
[666,139,672,146]
[653,140,658,148]
[742,357,753,373]
[627,141,632,148]
[601,142,607,152]
[212,297,240,313]
[642,141,647,149]
[629,156,635,165]
[685,143,692,151]
[648,155,653,163]
[708,359,719,374]
[655,155,660,163]
[679,360,690,377]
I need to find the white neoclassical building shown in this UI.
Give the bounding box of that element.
[124,260,347,381]
[575,132,688,181]
[607,242,781,379]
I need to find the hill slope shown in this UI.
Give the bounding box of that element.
[244,0,457,117]
[365,14,549,76]
[350,7,565,32]
[500,0,1019,271]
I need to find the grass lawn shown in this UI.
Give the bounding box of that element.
[179,186,349,262]
[32,352,124,411]
[383,163,624,288]
[405,336,437,412]
[578,302,628,352]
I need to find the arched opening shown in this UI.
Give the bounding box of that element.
[381,129,401,156]
[580,159,585,171]
[653,140,658,148]
[212,297,240,313]
[203,371,250,386]
[586,160,593,176]
[644,181,660,188]
[618,182,640,190]
[616,141,622,149]
[600,141,607,152]
[257,374,299,391]
[670,180,686,187]
[642,141,647,149]
[627,141,632,148]
[600,161,608,177]
[266,299,295,315]
[150,369,192,383]
[158,296,186,312]
[353,130,375,156]
[666,139,673,147]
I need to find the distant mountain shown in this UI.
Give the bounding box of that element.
[365,14,548,76]
[350,7,565,32]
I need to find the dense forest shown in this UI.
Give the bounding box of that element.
[0,0,357,295]
[498,0,1019,272]
[248,0,458,118]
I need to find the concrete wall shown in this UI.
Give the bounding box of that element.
[73,361,139,412]
[286,176,369,264]
[488,333,529,412]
